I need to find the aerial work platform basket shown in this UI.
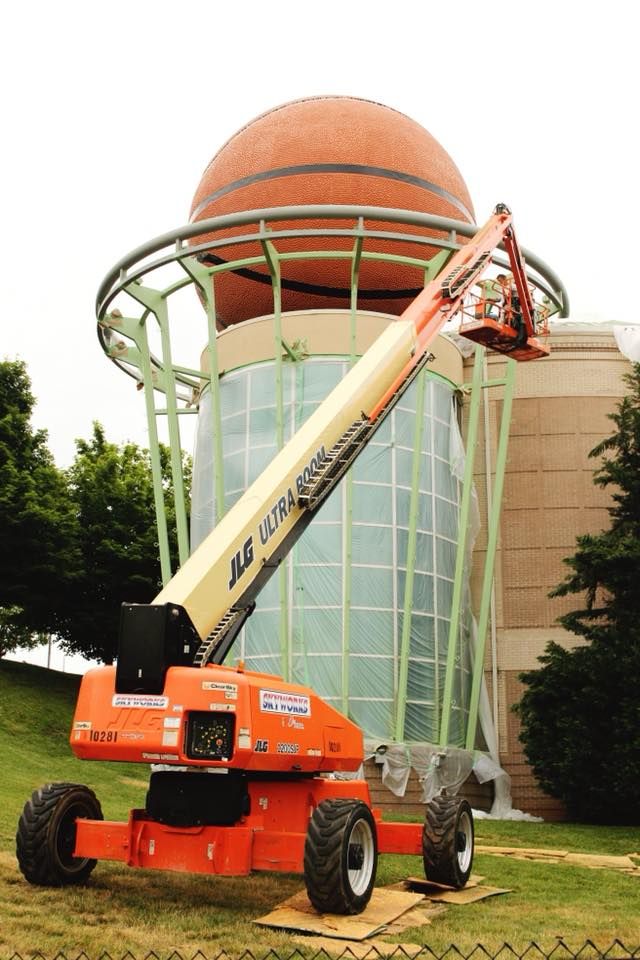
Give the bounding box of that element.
[459,316,549,360]
[457,207,551,361]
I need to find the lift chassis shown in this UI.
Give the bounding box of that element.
[19,663,474,911]
[17,205,544,913]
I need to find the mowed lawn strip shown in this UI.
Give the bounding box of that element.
[2,660,639,956]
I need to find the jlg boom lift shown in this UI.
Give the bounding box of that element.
[17,205,548,915]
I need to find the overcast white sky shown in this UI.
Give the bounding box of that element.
[2,0,638,469]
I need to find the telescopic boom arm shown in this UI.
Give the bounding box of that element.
[116,205,539,692]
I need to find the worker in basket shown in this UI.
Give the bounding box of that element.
[476,275,506,320]
[500,272,532,345]
[476,273,531,349]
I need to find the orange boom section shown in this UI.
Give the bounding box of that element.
[70,663,364,774]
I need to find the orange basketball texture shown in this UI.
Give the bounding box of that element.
[189,97,475,327]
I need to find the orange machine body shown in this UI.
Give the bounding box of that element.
[71,663,363,774]
[69,664,426,876]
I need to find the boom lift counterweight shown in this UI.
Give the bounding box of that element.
[17,205,548,915]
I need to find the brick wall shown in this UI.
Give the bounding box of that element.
[467,327,629,820]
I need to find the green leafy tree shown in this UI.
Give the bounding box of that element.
[0,359,80,653]
[58,422,191,664]
[0,605,48,660]
[517,365,640,823]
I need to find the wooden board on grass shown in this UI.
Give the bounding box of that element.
[404,877,511,904]
[565,852,639,871]
[254,888,425,941]
[384,901,448,933]
[292,934,425,957]
[475,845,640,872]
[475,845,569,859]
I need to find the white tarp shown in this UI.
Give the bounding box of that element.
[614,325,640,361]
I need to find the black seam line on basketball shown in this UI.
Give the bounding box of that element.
[197,253,423,300]
[190,163,474,223]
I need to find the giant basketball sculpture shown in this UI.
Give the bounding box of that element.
[189,96,476,325]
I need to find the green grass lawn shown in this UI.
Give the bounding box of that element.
[1,659,639,957]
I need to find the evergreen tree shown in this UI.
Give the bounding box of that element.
[0,359,79,652]
[517,365,640,823]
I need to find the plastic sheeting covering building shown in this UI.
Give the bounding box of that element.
[191,353,476,750]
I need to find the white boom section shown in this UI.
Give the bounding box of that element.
[156,319,416,638]
[154,206,516,645]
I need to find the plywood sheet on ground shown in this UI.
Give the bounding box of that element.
[421,884,511,904]
[403,877,511,904]
[475,845,640,873]
[475,845,569,859]
[564,852,639,870]
[388,874,484,891]
[255,888,425,941]
[383,902,448,933]
[292,935,424,957]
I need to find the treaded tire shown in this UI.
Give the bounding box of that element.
[422,794,474,889]
[16,782,103,886]
[304,798,377,915]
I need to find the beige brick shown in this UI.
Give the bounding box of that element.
[541,434,582,471]
[500,509,545,549]
[542,471,582,508]
[541,509,597,547]
[503,587,549,628]
[504,473,544,509]
[509,398,541,436]
[501,550,545,589]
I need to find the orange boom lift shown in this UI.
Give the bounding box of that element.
[17,205,547,914]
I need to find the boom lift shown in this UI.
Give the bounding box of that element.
[17,205,548,914]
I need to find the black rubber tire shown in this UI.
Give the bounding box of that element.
[16,782,103,886]
[422,794,474,889]
[304,798,377,915]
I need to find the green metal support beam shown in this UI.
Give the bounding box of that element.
[341,230,364,713]
[395,368,427,741]
[181,256,226,524]
[125,282,190,567]
[102,309,174,585]
[423,248,454,283]
[439,345,484,746]
[465,357,516,751]
[135,320,173,585]
[261,235,290,681]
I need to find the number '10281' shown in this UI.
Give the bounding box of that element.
[90,730,118,743]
